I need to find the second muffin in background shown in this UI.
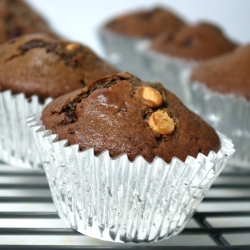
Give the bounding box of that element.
[99,6,186,78]
[137,22,237,102]
[0,33,118,99]
[0,33,118,169]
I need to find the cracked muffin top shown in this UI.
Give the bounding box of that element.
[42,72,220,163]
[150,23,237,61]
[0,0,57,44]
[0,33,118,99]
[104,7,185,39]
[190,44,250,100]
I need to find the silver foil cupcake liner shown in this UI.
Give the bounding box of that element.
[98,28,150,80]
[27,114,235,243]
[136,40,198,103]
[0,90,51,170]
[181,70,250,168]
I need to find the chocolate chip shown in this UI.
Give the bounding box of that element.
[181,37,195,47]
[65,58,79,69]
[80,79,86,87]
[46,43,58,53]
[20,39,47,52]
[60,113,77,125]
[7,27,23,40]
[68,128,76,134]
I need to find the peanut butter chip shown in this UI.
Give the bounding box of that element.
[135,86,163,108]
[148,110,175,135]
[66,43,81,51]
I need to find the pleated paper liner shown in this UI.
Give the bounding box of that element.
[27,114,235,243]
[0,90,51,170]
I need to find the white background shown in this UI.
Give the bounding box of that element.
[25,0,250,58]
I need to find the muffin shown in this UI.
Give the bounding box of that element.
[99,7,186,77]
[0,0,57,44]
[150,23,237,61]
[28,72,234,242]
[0,33,118,99]
[185,45,250,168]
[137,22,237,101]
[0,33,118,169]
[104,7,185,39]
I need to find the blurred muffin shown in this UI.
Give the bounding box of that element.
[0,0,57,44]
[28,72,234,243]
[190,44,250,99]
[137,22,237,102]
[150,23,237,61]
[186,45,250,168]
[0,33,118,99]
[0,33,118,169]
[99,6,186,76]
[105,7,185,39]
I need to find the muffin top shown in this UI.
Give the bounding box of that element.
[42,72,220,163]
[0,0,56,44]
[104,7,185,39]
[150,23,237,61]
[190,44,250,100]
[0,33,118,99]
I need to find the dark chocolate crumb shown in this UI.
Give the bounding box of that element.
[60,113,77,126]
[20,39,47,52]
[181,37,195,47]
[80,79,86,87]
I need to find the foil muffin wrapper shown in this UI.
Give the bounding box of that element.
[0,90,51,170]
[27,114,235,243]
[98,28,150,80]
[181,70,250,168]
[136,40,198,103]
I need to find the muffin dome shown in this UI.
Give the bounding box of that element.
[190,44,250,100]
[104,7,185,39]
[0,33,118,99]
[150,23,237,61]
[42,72,220,163]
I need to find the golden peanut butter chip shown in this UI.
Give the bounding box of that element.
[135,86,163,108]
[66,43,81,51]
[148,110,175,135]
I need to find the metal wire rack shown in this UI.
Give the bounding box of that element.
[0,162,250,249]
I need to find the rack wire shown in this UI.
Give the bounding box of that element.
[0,162,250,249]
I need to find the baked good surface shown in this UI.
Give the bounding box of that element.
[150,23,237,61]
[42,72,220,163]
[0,0,56,44]
[104,7,185,39]
[0,33,118,99]
[190,44,250,100]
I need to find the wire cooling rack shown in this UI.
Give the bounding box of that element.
[0,162,250,249]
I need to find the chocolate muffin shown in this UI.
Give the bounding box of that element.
[0,33,118,99]
[104,7,186,39]
[42,72,220,163]
[0,0,56,44]
[150,23,237,61]
[190,44,250,100]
